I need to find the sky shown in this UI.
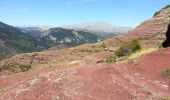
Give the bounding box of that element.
[0,0,170,27]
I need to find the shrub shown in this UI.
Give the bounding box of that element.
[106,54,116,63]
[80,49,92,52]
[115,39,141,57]
[91,45,97,49]
[100,42,107,48]
[156,42,163,48]
[161,68,170,78]
[20,65,31,72]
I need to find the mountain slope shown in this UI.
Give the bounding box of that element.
[19,25,52,38]
[19,27,45,38]
[0,22,45,60]
[0,5,170,100]
[106,5,170,48]
[0,5,170,77]
[0,22,110,60]
[61,22,133,38]
[40,28,102,48]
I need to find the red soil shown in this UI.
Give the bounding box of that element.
[0,48,170,100]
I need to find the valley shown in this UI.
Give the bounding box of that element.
[0,3,170,100]
[0,22,130,60]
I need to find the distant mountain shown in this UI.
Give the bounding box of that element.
[61,22,133,38]
[40,28,102,48]
[0,22,105,60]
[19,27,45,38]
[0,22,45,60]
[18,25,52,38]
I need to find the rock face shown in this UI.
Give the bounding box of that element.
[162,24,170,47]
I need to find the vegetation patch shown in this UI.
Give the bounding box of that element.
[159,96,170,100]
[105,39,159,64]
[156,42,163,49]
[100,42,107,48]
[106,54,116,63]
[80,49,93,53]
[128,48,158,60]
[161,68,170,79]
[0,87,7,93]
[115,39,141,57]
[20,65,31,72]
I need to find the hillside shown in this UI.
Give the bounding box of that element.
[0,23,105,60]
[106,5,170,48]
[40,28,102,48]
[0,5,170,100]
[19,27,45,38]
[0,22,45,60]
[61,22,133,38]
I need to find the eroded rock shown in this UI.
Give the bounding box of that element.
[162,24,170,48]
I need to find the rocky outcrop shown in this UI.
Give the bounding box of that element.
[162,24,170,47]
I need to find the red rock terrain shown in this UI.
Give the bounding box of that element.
[0,5,170,100]
[0,48,170,100]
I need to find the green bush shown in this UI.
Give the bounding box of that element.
[106,55,116,63]
[115,39,141,57]
[156,42,163,48]
[20,65,31,72]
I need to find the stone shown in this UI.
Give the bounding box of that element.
[162,24,170,48]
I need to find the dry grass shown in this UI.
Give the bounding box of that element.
[0,87,7,93]
[128,48,158,60]
[159,96,170,100]
[67,60,83,66]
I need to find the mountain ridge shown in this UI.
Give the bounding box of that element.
[0,22,110,60]
[61,22,133,38]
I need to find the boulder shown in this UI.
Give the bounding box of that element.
[162,24,170,48]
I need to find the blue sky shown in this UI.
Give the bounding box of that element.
[0,0,169,27]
